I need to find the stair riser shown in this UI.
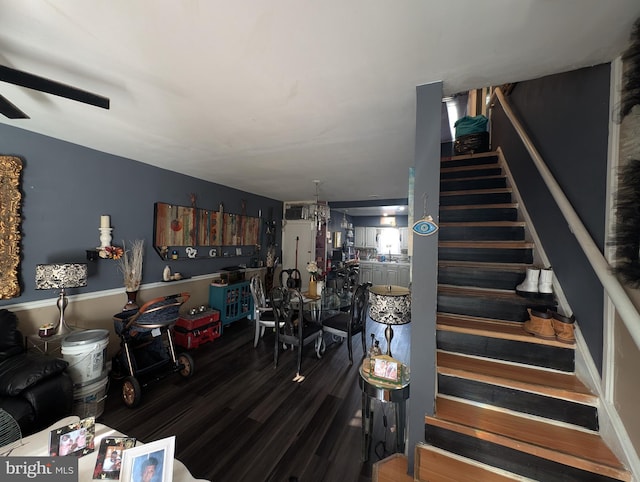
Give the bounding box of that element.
[439,207,518,223]
[439,247,533,264]
[437,331,575,372]
[438,225,524,242]
[438,266,524,290]
[424,425,618,482]
[441,156,499,169]
[437,374,599,431]
[441,192,512,206]
[441,167,502,179]
[441,177,507,192]
[437,292,530,321]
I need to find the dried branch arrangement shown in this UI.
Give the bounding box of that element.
[118,239,144,292]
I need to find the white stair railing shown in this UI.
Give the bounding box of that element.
[493,87,640,351]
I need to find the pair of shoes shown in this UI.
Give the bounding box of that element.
[523,308,576,343]
[516,267,553,296]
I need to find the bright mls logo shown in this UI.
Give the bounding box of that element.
[2,457,77,481]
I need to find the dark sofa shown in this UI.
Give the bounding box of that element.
[0,309,74,436]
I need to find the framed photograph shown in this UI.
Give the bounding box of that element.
[370,355,402,383]
[49,416,95,457]
[120,436,175,482]
[93,436,137,479]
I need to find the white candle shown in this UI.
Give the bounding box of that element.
[100,215,111,228]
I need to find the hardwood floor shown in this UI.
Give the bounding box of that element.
[100,316,411,482]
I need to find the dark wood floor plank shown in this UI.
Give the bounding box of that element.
[100,316,403,481]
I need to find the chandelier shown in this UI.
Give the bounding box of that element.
[311,180,330,231]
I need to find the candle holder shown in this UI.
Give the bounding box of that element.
[99,227,113,249]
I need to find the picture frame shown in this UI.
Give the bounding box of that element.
[49,416,95,457]
[93,436,137,479]
[369,355,402,383]
[0,156,22,299]
[120,436,175,482]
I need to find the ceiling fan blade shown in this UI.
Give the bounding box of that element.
[0,65,109,110]
[0,94,29,119]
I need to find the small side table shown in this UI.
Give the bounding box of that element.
[25,333,66,356]
[359,364,410,461]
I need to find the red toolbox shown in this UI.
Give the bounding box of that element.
[173,308,221,349]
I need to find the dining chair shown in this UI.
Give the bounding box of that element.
[270,286,324,380]
[321,282,371,364]
[249,274,280,347]
[279,268,302,289]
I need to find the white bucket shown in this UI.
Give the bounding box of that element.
[62,329,110,387]
[72,375,108,419]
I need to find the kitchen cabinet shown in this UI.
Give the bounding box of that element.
[400,227,409,251]
[355,227,366,248]
[359,261,411,288]
[359,263,373,284]
[365,227,378,249]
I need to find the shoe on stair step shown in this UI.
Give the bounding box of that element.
[523,308,556,340]
[552,312,576,344]
[516,268,540,296]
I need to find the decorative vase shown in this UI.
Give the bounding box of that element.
[308,277,317,297]
[123,290,139,311]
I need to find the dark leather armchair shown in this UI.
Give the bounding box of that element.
[0,309,73,436]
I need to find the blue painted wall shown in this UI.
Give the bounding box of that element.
[0,123,282,305]
[491,63,611,373]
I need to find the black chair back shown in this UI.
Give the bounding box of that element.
[279,268,302,289]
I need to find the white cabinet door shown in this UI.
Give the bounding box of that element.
[399,227,409,250]
[365,227,378,248]
[355,227,366,248]
[386,267,399,286]
[372,265,385,285]
[398,265,411,288]
[359,264,373,284]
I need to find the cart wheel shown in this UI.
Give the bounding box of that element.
[178,353,195,378]
[122,376,142,408]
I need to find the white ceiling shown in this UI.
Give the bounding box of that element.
[1,1,638,209]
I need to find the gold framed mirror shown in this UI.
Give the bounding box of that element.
[0,155,22,299]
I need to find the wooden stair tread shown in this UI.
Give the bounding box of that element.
[438,285,525,299]
[438,260,529,272]
[441,187,512,196]
[439,240,534,249]
[437,313,571,348]
[441,173,505,183]
[415,444,524,482]
[440,203,518,211]
[439,220,526,227]
[441,151,500,162]
[426,399,630,480]
[371,454,412,482]
[437,351,596,402]
[440,165,501,176]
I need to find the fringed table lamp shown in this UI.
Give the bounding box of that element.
[35,263,88,335]
[368,284,411,358]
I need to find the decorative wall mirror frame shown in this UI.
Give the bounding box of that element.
[0,156,23,299]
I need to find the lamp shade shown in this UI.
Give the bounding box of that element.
[369,285,411,325]
[35,263,88,290]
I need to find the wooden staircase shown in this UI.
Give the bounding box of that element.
[375,151,632,481]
